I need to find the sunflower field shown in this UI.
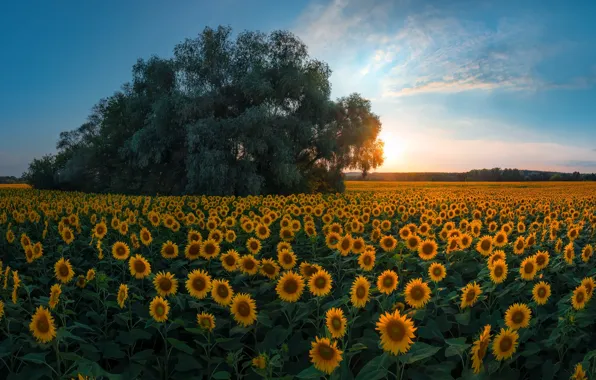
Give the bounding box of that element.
[1,182,595,380]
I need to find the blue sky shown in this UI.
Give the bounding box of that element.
[1,0,595,176]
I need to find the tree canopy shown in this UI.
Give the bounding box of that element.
[23,26,384,195]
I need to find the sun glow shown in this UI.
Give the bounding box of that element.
[380,131,407,169]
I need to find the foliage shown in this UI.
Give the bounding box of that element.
[23,26,384,196]
[1,182,596,379]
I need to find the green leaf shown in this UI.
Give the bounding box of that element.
[167,338,194,355]
[541,360,559,380]
[348,343,367,352]
[21,352,48,364]
[355,354,390,380]
[131,349,154,362]
[296,365,323,379]
[175,353,202,372]
[400,342,441,364]
[520,342,541,357]
[57,327,86,343]
[444,337,471,358]
[418,319,444,340]
[455,309,471,325]
[212,371,231,379]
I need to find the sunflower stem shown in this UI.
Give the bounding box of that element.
[54,338,62,378]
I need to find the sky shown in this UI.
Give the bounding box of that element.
[1,0,596,176]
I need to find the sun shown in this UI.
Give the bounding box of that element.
[380,131,406,167]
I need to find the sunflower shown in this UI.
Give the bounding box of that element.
[75,275,86,288]
[208,229,223,244]
[0,300,4,320]
[358,250,376,271]
[277,241,292,254]
[276,271,305,303]
[534,251,550,270]
[404,278,431,309]
[488,250,506,268]
[184,242,201,261]
[160,241,179,259]
[377,270,399,295]
[225,230,237,243]
[220,249,239,272]
[489,260,508,284]
[325,232,341,249]
[376,310,416,355]
[504,303,532,330]
[54,258,75,284]
[572,285,588,310]
[308,269,333,297]
[337,234,353,256]
[259,258,281,279]
[493,231,508,247]
[139,227,152,246]
[325,308,347,338]
[49,284,61,310]
[582,245,594,262]
[532,281,551,305]
[572,363,588,380]
[211,279,234,306]
[476,236,493,256]
[581,277,595,299]
[93,222,108,240]
[200,239,220,260]
[247,354,266,372]
[246,238,262,255]
[278,249,297,270]
[186,269,211,299]
[153,271,178,297]
[379,235,397,252]
[116,284,128,308]
[129,254,151,279]
[564,243,575,264]
[300,262,323,279]
[309,337,343,375]
[255,224,271,240]
[61,227,75,244]
[352,237,366,254]
[446,237,460,253]
[492,328,518,361]
[460,282,482,309]
[29,306,57,343]
[405,235,421,251]
[459,233,473,249]
[149,296,170,323]
[418,239,438,260]
[239,255,259,275]
[195,312,216,332]
[279,227,295,241]
[399,226,411,240]
[428,262,447,282]
[513,236,526,255]
[112,241,130,261]
[470,324,491,373]
[350,276,371,308]
[230,293,258,327]
[86,268,96,282]
[519,257,538,280]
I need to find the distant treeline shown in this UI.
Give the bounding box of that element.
[346,168,596,182]
[0,176,23,184]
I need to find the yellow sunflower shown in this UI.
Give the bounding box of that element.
[197,312,216,332]
[239,255,259,275]
[572,363,588,380]
[564,242,575,264]
[428,262,447,282]
[230,293,258,327]
[211,279,234,306]
[352,237,366,254]
[476,235,493,256]
[160,241,179,259]
[112,241,130,261]
[54,258,75,284]
[470,325,491,374]
[309,337,343,375]
[246,237,262,255]
[581,277,595,299]
[149,296,170,323]
[572,285,588,310]
[276,271,305,303]
[534,251,550,270]
[153,271,178,297]
[460,282,482,309]
[139,227,153,246]
[532,281,551,305]
[278,249,297,270]
[325,308,347,338]
[184,241,201,261]
[358,250,376,271]
[493,231,508,247]
[186,269,211,299]
[489,260,508,284]
[404,278,431,309]
[492,328,518,361]
[513,236,526,255]
[259,258,281,279]
[519,257,538,280]
[377,270,399,295]
[337,234,353,256]
[350,276,371,308]
[129,254,151,279]
[200,239,220,260]
[220,249,239,272]
[49,284,61,310]
[308,269,333,297]
[379,235,397,252]
[299,262,323,279]
[29,306,57,343]
[376,310,416,355]
[93,222,108,240]
[504,303,532,330]
[117,284,129,308]
[252,354,267,370]
[418,239,438,261]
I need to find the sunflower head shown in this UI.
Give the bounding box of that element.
[149,296,170,323]
[350,276,371,308]
[325,308,347,338]
[29,306,57,343]
[308,269,333,297]
[405,278,431,309]
[309,337,343,375]
[377,270,399,295]
[186,269,211,299]
[376,310,417,355]
[276,271,305,303]
[230,293,258,327]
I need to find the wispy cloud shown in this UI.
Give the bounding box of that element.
[295,0,595,97]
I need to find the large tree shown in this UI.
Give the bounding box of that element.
[25,26,384,195]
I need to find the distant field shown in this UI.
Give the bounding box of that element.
[0,183,30,188]
[345,180,596,192]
